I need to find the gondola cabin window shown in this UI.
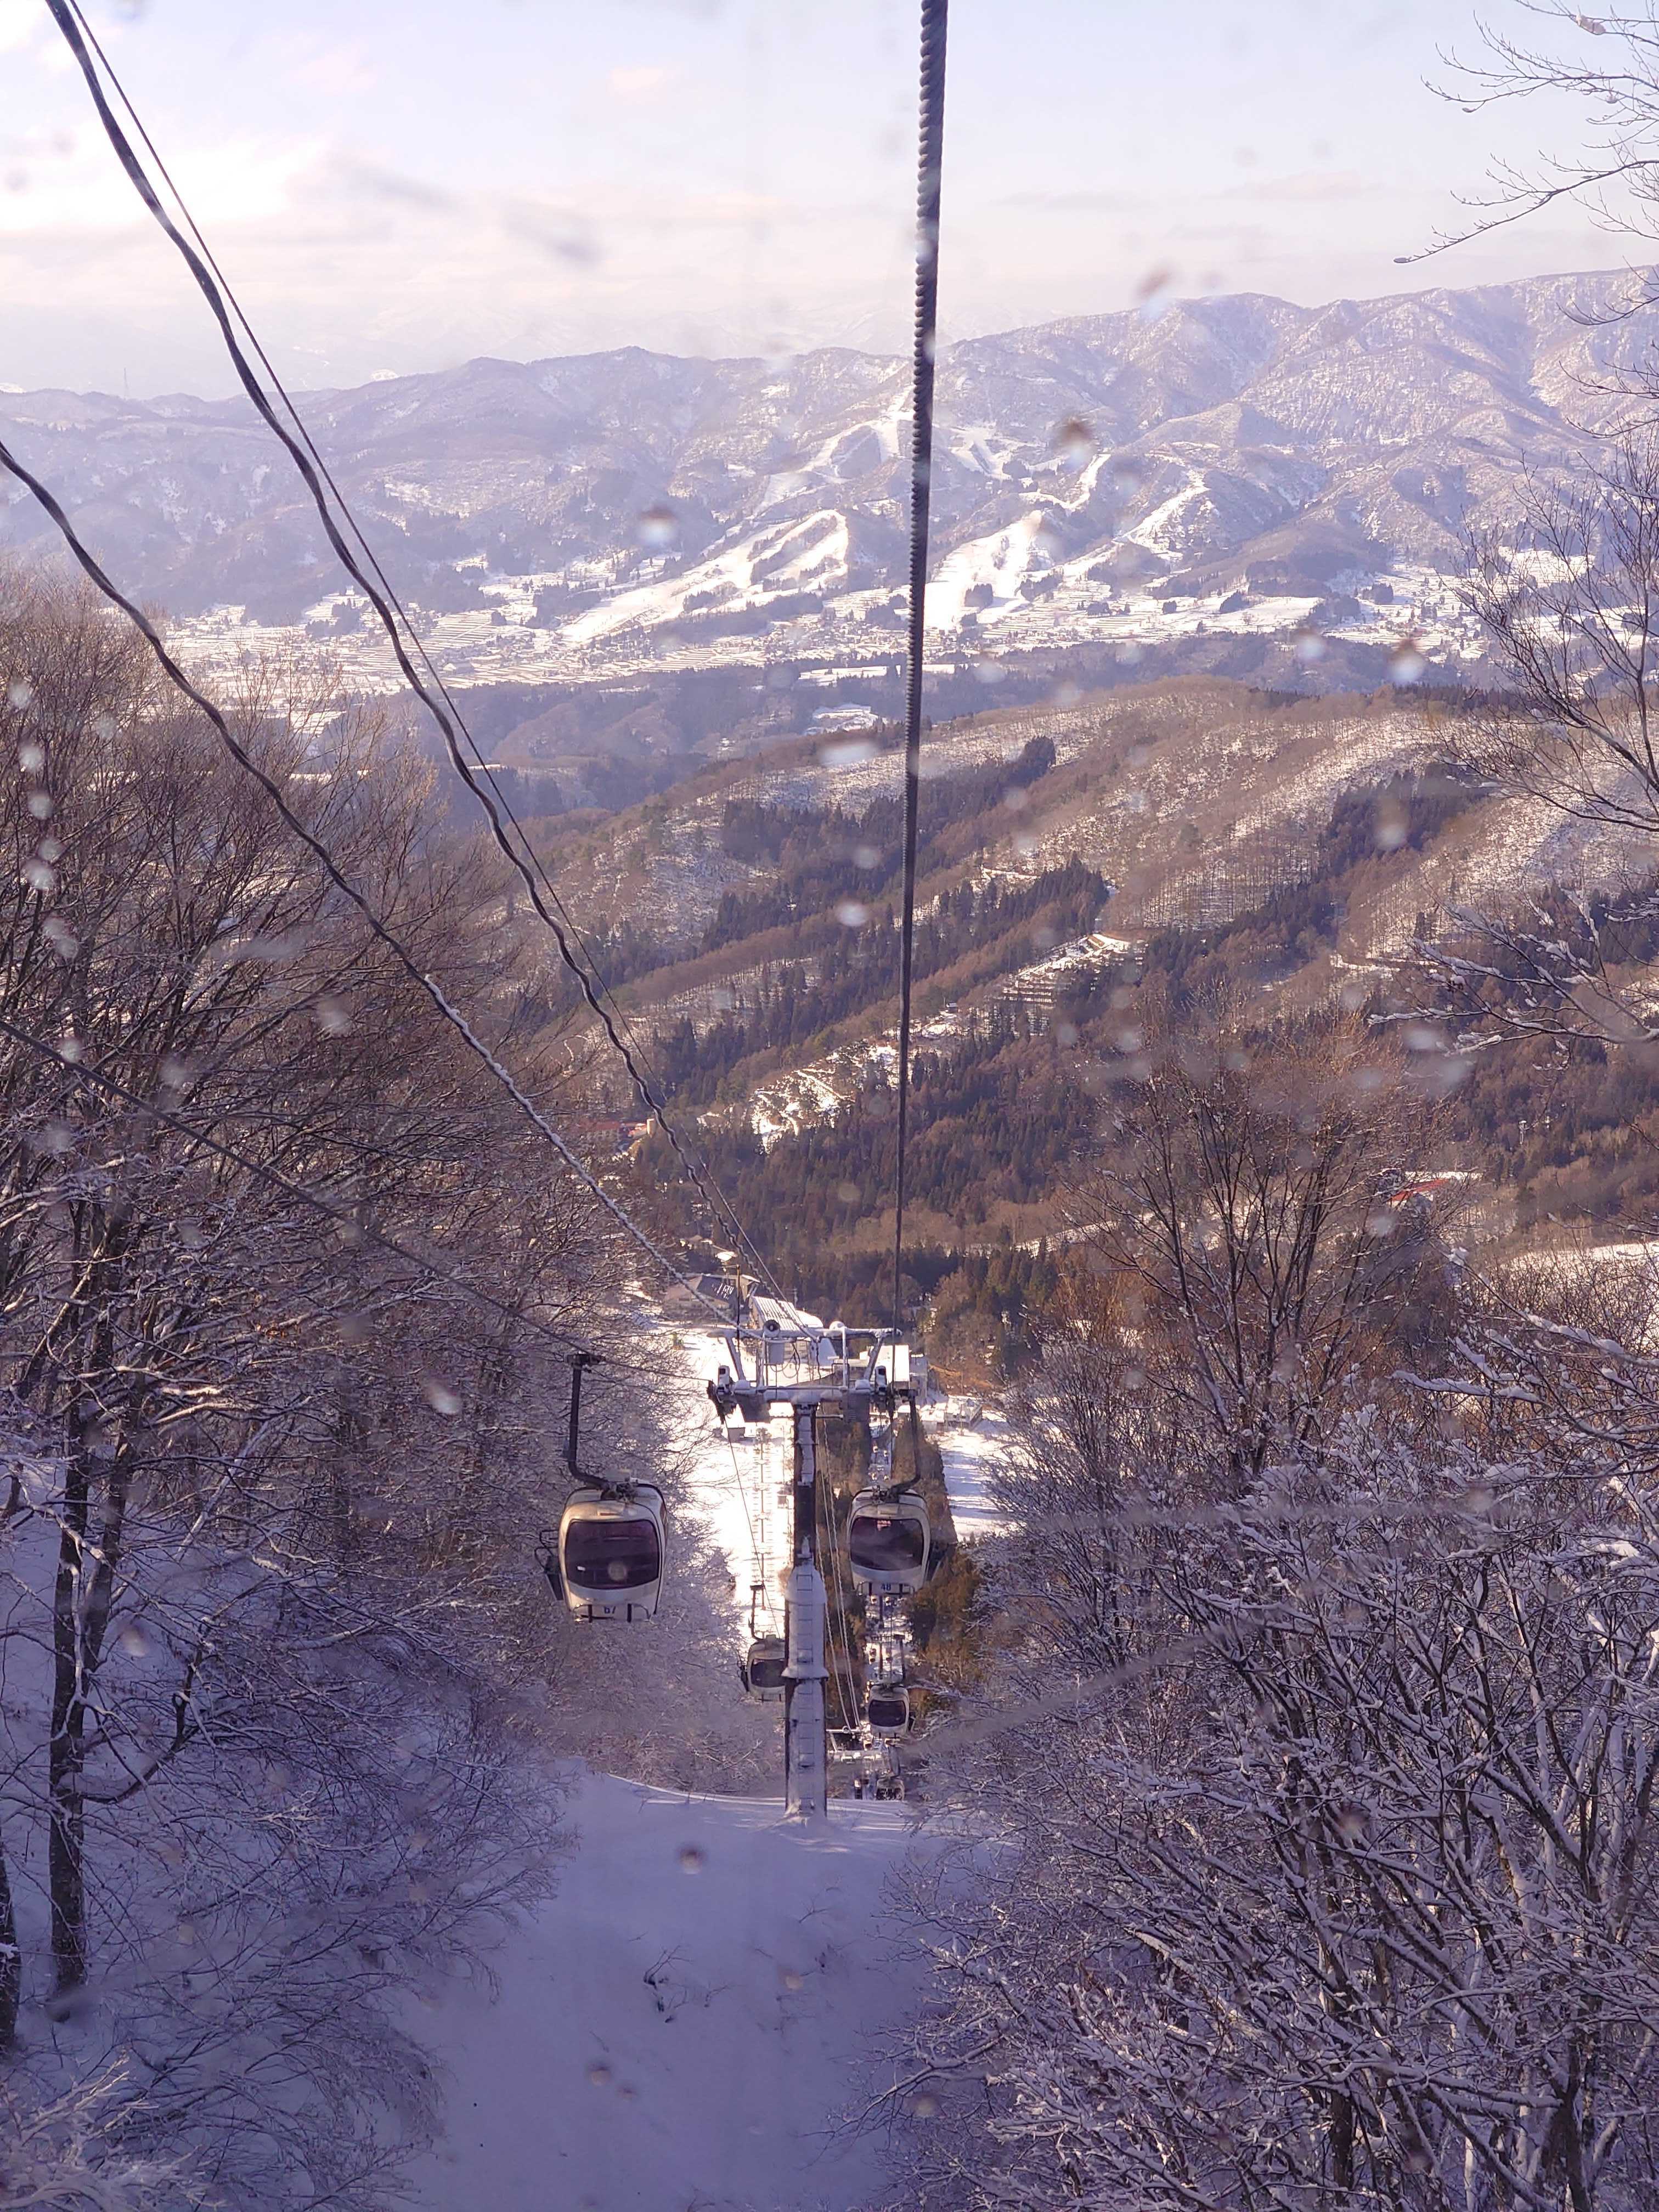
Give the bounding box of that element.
[564,1515,661,1590]
[849,1513,926,1574]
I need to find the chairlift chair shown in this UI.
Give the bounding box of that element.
[556,1484,665,1622]
[846,1487,930,1596]
[866,1685,911,1737]
[741,1633,787,1702]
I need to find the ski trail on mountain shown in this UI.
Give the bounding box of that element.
[406,1769,927,2212]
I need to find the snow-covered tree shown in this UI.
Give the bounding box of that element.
[895,1063,1659,2212]
[0,568,722,2203]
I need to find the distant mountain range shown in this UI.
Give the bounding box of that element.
[2,267,1654,699]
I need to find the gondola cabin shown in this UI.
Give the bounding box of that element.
[866,1686,911,1736]
[741,1634,787,1701]
[847,1487,930,1596]
[557,1485,665,1622]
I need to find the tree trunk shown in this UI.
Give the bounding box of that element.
[49,1381,134,1994]
[49,1414,93,1993]
[1329,2087,1356,2196]
[0,1832,21,2044]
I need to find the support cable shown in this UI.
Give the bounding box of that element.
[0,433,729,1322]
[723,1425,774,1628]
[891,0,949,1340]
[822,1480,862,1736]
[48,0,785,1305]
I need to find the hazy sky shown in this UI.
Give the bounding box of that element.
[0,0,1643,396]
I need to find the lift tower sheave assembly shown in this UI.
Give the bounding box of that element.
[707,1322,927,1823]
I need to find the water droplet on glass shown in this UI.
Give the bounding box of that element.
[1293,628,1326,664]
[835,899,868,929]
[852,843,880,870]
[912,2092,940,2119]
[819,736,877,770]
[637,504,678,550]
[7,680,34,709]
[420,1379,462,1416]
[22,859,56,893]
[117,1621,149,1657]
[778,1966,804,1991]
[314,996,352,1036]
[17,739,43,772]
[586,2062,612,2088]
[1051,416,1095,470]
[677,1845,704,1873]
[27,792,52,820]
[36,837,61,864]
[1388,637,1425,684]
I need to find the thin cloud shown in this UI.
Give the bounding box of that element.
[608,64,674,101]
[996,190,1143,213]
[1229,171,1382,203]
[0,0,41,55]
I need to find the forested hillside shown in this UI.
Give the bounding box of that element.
[484,670,1659,1350]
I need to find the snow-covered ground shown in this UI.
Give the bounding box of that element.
[405,1769,928,2212]
[741,1015,961,1148]
[165,552,1485,699]
[662,1316,793,1643]
[932,1398,1011,1539]
[401,1320,944,2211]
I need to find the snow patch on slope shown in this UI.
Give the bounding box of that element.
[563,511,857,644]
[405,1770,928,2212]
[927,512,1051,628]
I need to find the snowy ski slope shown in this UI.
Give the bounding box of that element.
[398,1318,1000,2211]
[405,1770,929,2212]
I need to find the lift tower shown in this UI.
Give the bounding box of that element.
[708,1316,924,1822]
[783,1399,828,1821]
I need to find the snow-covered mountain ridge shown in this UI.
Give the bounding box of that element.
[1,267,1653,696]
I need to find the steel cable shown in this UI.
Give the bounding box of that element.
[891,0,949,1339]
[0,433,730,1322]
[48,0,786,1305]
